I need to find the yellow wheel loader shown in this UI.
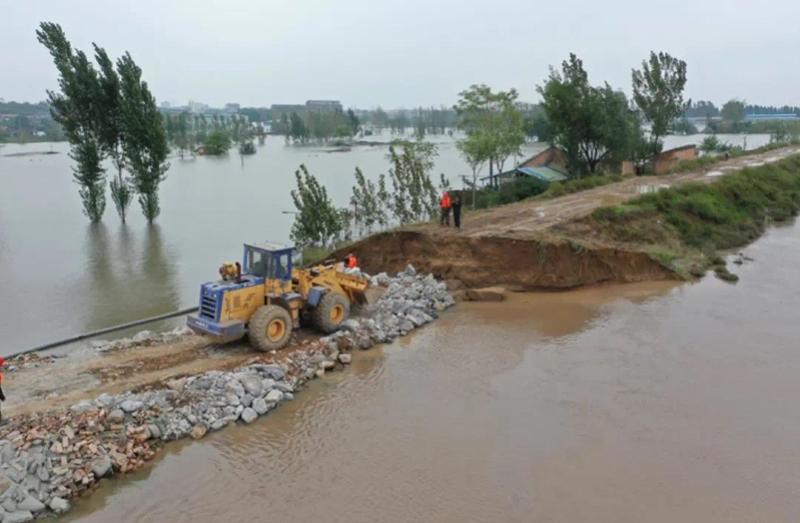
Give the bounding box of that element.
[187,242,368,351]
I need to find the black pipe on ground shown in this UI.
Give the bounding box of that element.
[7,306,199,359]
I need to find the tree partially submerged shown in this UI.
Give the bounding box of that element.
[37,21,170,223]
[350,167,387,234]
[632,51,688,158]
[37,22,107,222]
[117,52,169,222]
[387,141,438,225]
[290,164,342,247]
[93,44,132,222]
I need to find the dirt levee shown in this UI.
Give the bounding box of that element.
[347,230,673,289]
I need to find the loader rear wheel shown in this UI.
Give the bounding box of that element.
[313,292,350,334]
[249,305,292,352]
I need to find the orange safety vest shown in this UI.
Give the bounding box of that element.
[346,255,358,269]
[440,193,452,209]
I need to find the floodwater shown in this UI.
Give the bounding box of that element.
[65,220,800,523]
[0,133,772,352]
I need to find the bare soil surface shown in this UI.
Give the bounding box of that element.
[3,288,386,419]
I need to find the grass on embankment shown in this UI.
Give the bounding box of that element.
[583,154,800,279]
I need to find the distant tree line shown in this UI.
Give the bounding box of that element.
[162,112,261,157]
[37,22,168,223]
[275,108,360,144]
[0,101,65,142]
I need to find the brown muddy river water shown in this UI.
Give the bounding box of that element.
[63,222,800,523]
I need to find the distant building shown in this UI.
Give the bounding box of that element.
[188,100,209,114]
[482,146,570,186]
[744,113,800,121]
[270,104,306,121]
[305,100,342,112]
[224,103,241,114]
[621,144,698,175]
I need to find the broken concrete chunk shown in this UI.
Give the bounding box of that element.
[465,287,507,302]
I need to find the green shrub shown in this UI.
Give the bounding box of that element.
[541,174,622,199]
[473,177,549,208]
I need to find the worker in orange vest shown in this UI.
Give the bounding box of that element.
[0,357,6,422]
[344,252,358,269]
[439,191,452,226]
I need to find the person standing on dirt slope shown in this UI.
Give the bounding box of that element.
[439,191,452,226]
[0,357,6,423]
[451,193,462,229]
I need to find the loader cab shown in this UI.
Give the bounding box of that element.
[242,243,295,281]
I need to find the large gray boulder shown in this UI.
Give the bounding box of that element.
[239,375,263,397]
[252,398,270,415]
[4,511,34,523]
[17,496,44,513]
[91,456,112,478]
[48,496,70,514]
[240,408,258,424]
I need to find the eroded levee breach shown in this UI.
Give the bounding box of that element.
[342,231,674,289]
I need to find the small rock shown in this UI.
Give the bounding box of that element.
[94,393,114,408]
[119,400,143,413]
[107,409,125,423]
[48,497,70,514]
[265,389,284,403]
[252,398,270,415]
[338,353,352,364]
[320,360,335,370]
[132,330,154,343]
[17,496,44,513]
[147,424,162,440]
[340,319,360,332]
[465,287,506,302]
[239,375,263,397]
[70,400,93,413]
[190,425,207,440]
[91,456,112,478]
[4,511,34,523]
[240,408,258,424]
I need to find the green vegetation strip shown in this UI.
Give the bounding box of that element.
[590,154,800,276]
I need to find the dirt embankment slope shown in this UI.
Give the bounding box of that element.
[341,146,800,289]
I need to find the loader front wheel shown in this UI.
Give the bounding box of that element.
[249,305,293,352]
[313,292,350,334]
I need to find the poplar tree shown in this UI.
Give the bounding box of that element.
[632,51,688,158]
[350,167,384,234]
[37,22,106,222]
[290,164,342,247]
[93,44,132,222]
[387,141,438,225]
[117,52,169,222]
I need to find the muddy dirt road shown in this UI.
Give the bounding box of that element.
[426,145,800,240]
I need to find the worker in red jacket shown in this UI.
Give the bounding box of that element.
[439,191,452,226]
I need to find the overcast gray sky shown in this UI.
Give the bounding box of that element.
[3,0,799,108]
